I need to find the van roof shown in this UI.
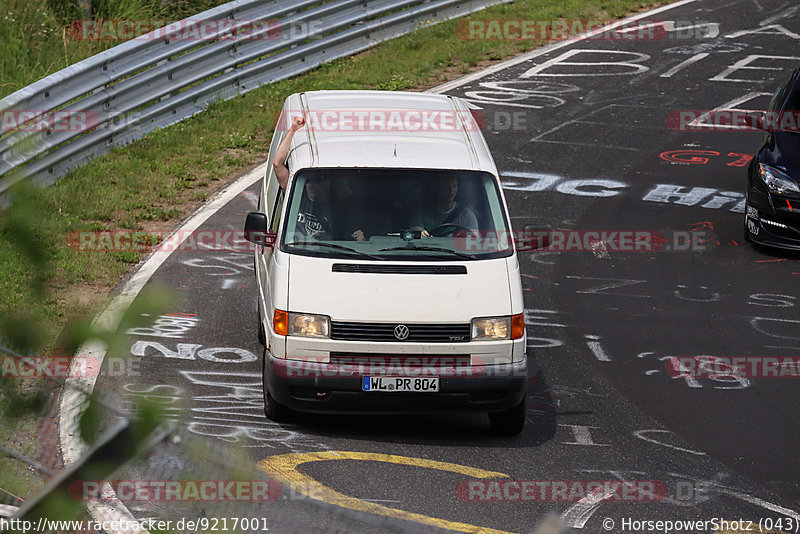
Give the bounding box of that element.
[281,91,498,175]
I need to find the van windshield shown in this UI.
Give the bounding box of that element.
[280,169,513,260]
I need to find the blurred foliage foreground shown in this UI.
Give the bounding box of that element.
[0,182,174,529]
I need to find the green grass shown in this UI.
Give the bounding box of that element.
[0,390,49,505]
[0,0,232,97]
[1,0,670,351]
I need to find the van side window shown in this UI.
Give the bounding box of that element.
[264,129,285,211]
[271,188,285,234]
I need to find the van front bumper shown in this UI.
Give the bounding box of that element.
[264,352,528,414]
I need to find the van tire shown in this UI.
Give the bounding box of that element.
[262,348,291,422]
[264,391,291,422]
[488,396,526,435]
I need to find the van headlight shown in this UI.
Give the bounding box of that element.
[471,314,525,340]
[759,164,800,195]
[288,313,330,338]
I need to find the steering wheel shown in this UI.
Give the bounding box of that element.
[429,223,475,237]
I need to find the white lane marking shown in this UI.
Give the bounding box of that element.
[524,309,569,328]
[58,165,263,534]
[750,316,800,340]
[667,472,800,521]
[710,55,800,83]
[462,80,579,109]
[521,49,651,78]
[718,488,800,521]
[560,424,610,447]
[585,335,611,362]
[561,487,618,528]
[725,23,800,40]
[687,91,773,129]
[758,5,800,26]
[632,429,706,455]
[528,139,643,151]
[660,52,710,77]
[221,278,239,289]
[429,0,698,94]
[617,20,719,37]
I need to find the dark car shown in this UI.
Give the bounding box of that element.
[744,66,800,250]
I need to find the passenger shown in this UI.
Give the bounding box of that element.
[273,116,365,241]
[272,116,304,191]
[295,174,335,240]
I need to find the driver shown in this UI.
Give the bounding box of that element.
[410,175,478,237]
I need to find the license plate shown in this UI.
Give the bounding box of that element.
[362,376,439,392]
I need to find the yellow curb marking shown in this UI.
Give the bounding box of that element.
[259,450,516,534]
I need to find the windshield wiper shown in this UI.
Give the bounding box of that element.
[285,241,381,260]
[378,245,477,259]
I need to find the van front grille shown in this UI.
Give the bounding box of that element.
[330,322,471,342]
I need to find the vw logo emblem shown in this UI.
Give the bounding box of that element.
[394,324,410,341]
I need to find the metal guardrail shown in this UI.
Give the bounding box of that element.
[0,0,513,201]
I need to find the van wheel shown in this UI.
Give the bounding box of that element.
[264,391,291,422]
[262,348,290,422]
[489,396,526,435]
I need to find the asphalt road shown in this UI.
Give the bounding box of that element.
[90,0,800,531]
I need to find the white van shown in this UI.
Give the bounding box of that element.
[244,91,544,434]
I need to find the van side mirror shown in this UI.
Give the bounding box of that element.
[516,225,551,252]
[243,212,276,247]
